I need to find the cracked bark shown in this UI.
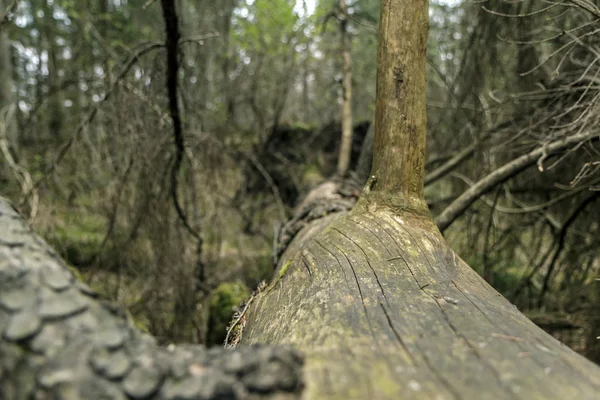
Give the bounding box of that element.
[239,0,600,398]
[242,207,600,399]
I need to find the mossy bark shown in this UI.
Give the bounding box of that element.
[243,207,600,399]
[370,0,428,202]
[240,0,600,398]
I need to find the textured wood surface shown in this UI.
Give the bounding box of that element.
[0,197,304,400]
[243,204,600,399]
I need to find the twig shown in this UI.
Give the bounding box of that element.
[143,0,157,10]
[567,0,600,19]
[491,333,524,342]
[482,3,560,18]
[224,281,268,348]
[242,152,288,222]
[436,130,599,232]
[224,296,254,348]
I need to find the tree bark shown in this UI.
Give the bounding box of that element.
[336,0,353,177]
[0,197,304,399]
[354,121,373,184]
[238,0,600,398]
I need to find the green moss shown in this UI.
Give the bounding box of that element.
[266,259,293,295]
[290,121,313,131]
[45,211,106,267]
[129,311,151,333]
[207,281,251,346]
[65,263,85,282]
[278,259,292,279]
[302,163,325,187]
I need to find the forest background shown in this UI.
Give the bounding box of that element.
[0,0,598,362]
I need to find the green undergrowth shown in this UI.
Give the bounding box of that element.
[302,163,325,187]
[42,205,106,268]
[207,281,251,346]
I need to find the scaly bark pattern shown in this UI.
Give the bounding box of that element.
[0,197,304,400]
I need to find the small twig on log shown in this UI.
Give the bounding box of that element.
[491,333,525,342]
[225,281,268,348]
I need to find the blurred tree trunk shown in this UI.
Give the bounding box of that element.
[220,0,236,123]
[189,0,211,131]
[39,0,64,140]
[98,0,112,85]
[0,0,16,151]
[302,0,311,122]
[239,0,600,398]
[336,0,353,177]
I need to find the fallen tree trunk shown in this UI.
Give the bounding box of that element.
[239,180,600,399]
[0,198,304,400]
[236,0,600,397]
[2,184,599,399]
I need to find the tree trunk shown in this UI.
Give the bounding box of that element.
[39,0,64,140]
[301,3,311,122]
[0,197,304,399]
[238,0,600,398]
[336,0,353,177]
[220,0,236,123]
[0,0,16,150]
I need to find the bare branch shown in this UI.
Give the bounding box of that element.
[425,141,479,186]
[567,0,600,18]
[436,130,598,232]
[21,42,164,207]
[482,2,561,18]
